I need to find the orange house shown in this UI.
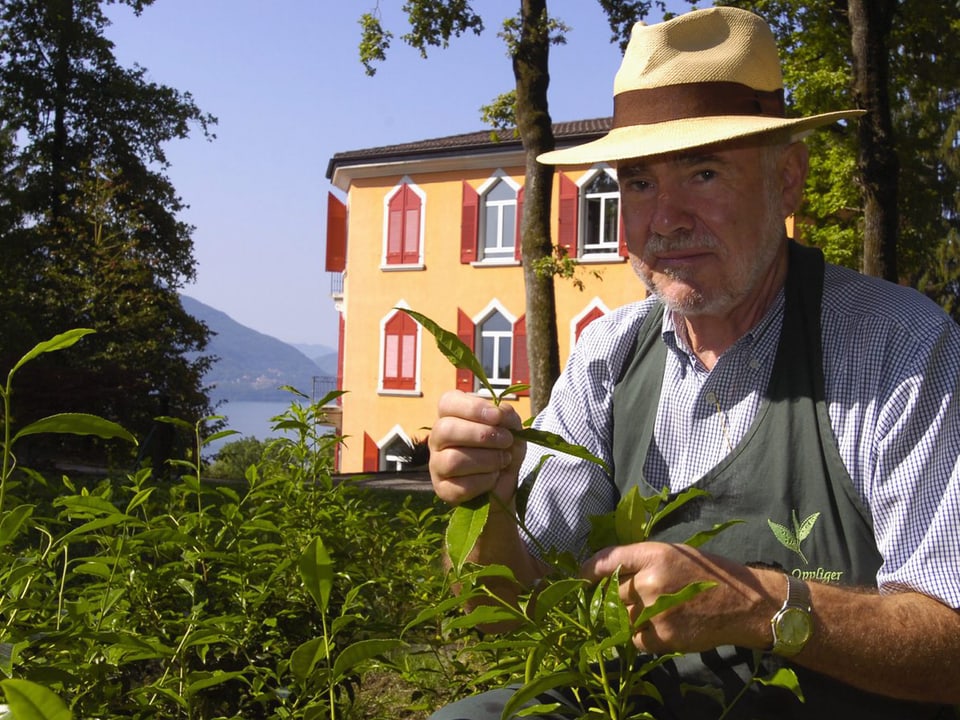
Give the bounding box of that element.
[325,119,647,473]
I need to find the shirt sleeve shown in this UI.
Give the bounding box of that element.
[519,300,654,561]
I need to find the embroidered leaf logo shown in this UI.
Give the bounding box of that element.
[767,510,820,565]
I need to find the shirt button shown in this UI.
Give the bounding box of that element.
[749,357,760,370]
[705,391,718,405]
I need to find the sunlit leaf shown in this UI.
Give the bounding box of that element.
[756,666,804,702]
[682,519,745,548]
[635,581,717,627]
[512,428,609,473]
[445,496,490,574]
[299,536,334,612]
[13,414,137,446]
[502,670,582,720]
[10,329,94,377]
[0,679,72,720]
[399,308,494,395]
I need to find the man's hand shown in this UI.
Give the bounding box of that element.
[428,390,527,508]
[581,541,960,704]
[581,542,780,654]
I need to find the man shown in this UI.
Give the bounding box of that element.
[428,6,960,719]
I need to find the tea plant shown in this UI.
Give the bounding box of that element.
[0,331,456,719]
[400,308,800,719]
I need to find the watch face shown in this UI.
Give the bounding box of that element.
[778,607,813,646]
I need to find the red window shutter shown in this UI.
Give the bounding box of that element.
[456,309,475,392]
[325,192,347,272]
[575,306,606,342]
[558,173,578,258]
[512,314,530,396]
[514,185,524,261]
[383,312,417,390]
[401,185,421,264]
[387,192,404,264]
[460,181,479,264]
[363,432,379,472]
[387,185,422,265]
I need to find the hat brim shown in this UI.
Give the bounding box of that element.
[538,110,865,165]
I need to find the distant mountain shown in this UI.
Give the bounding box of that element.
[181,295,336,403]
[292,344,339,375]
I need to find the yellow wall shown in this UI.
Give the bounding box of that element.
[337,165,645,473]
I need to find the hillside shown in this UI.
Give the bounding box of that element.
[181,295,336,403]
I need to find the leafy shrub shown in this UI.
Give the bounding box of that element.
[0,334,467,719]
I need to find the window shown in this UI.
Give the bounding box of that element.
[384,180,423,267]
[572,301,609,347]
[455,305,528,396]
[481,180,517,260]
[478,310,513,388]
[581,171,620,255]
[381,435,413,472]
[380,308,419,392]
[460,173,522,264]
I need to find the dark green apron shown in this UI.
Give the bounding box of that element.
[611,242,949,718]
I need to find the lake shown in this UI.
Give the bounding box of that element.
[207,399,333,455]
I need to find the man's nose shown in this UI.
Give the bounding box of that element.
[650,189,694,236]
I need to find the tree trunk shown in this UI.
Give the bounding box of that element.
[514,0,560,415]
[848,0,899,280]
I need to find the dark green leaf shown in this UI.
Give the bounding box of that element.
[445,496,490,574]
[0,679,73,720]
[13,413,137,445]
[331,639,406,681]
[10,329,95,377]
[512,428,609,473]
[299,536,334,612]
[399,308,494,395]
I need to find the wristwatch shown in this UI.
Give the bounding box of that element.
[770,574,813,656]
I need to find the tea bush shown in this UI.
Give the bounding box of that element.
[0,332,474,719]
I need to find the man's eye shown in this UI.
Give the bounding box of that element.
[695,169,717,182]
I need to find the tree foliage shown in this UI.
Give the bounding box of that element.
[0,0,219,458]
[359,1,666,411]
[721,0,960,309]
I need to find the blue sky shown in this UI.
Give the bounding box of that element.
[105,1,688,348]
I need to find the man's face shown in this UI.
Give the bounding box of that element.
[617,140,803,318]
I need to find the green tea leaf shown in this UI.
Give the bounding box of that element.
[399,308,494,395]
[331,638,406,681]
[10,329,94,377]
[756,666,804,702]
[445,496,490,574]
[290,637,329,680]
[0,678,73,720]
[512,428,610,473]
[649,487,709,529]
[502,670,583,720]
[615,487,653,544]
[635,581,717,627]
[184,670,249,697]
[0,504,33,548]
[299,536,334,612]
[13,413,137,445]
[682,519,745,548]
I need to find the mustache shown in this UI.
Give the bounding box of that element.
[644,232,720,256]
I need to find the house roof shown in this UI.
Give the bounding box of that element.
[324,117,612,184]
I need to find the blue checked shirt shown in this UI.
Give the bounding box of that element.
[520,263,960,609]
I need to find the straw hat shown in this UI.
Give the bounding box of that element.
[538,7,863,165]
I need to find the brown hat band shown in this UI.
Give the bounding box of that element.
[613,82,786,128]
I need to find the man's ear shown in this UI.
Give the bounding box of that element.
[779,142,810,217]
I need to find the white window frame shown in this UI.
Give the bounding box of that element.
[381,176,426,270]
[577,166,621,260]
[377,300,423,396]
[473,300,517,392]
[475,170,520,265]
